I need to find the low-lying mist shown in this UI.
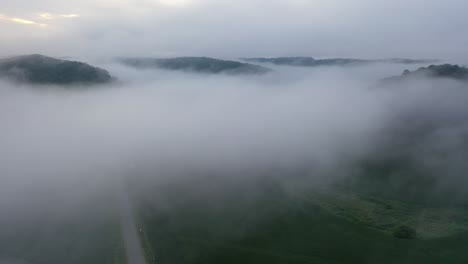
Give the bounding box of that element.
[1,62,468,223]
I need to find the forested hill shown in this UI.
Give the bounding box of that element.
[0,54,112,85]
[382,64,468,83]
[119,57,271,75]
[242,57,436,67]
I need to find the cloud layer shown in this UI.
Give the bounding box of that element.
[2,61,468,213]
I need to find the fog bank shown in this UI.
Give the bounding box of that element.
[1,63,468,218]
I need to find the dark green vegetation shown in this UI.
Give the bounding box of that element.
[0,54,112,85]
[383,64,468,83]
[393,225,417,239]
[132,173,468,264]
[119,57,271,74]
[242,57,436,67]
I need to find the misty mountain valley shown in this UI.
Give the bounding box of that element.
[2,1,468,264]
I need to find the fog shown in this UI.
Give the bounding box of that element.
[1,62,468,216]
[1,58,468,264]
[0,64,386,198]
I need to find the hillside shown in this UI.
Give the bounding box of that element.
[119,57,271,75]
[0,54,112,85]
[382,64,468,83]
[242,57,436,67]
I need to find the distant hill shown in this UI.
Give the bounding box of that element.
[382,58,438,64]
[382,64,468,83]
[242,57,436,67]
[119,57,271,75]
[0,54,112,85]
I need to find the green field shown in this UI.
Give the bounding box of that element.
[135,176,468,264]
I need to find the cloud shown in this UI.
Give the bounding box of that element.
[2,61,467,201]
[59,14,80,18]
[0,63,390,201]
[1,0,468,60]
[0,14,47,27]
[37,13,55,20]
[158,0,192,7]
[37,12,80,20]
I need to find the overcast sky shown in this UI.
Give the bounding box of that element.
[1,0,468,59]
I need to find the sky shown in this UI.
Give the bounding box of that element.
[1,0,468,59]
